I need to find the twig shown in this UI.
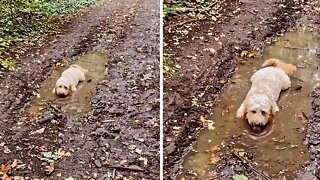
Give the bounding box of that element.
[232,151,270,180]
[284,46,308,50]
[108,165,144,172]
[112,169,116,179]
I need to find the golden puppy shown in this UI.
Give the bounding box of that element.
[53,64,88,98]
[236,59,297,133]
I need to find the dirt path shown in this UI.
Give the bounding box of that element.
[164,0,319,179]
[0,0,159,179]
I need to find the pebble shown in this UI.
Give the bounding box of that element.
[94,159,102,168]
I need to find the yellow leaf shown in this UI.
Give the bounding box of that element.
[123,177,129,180]
[57,172,62,177]
[248,51,256,58]
[120,160,127,165]
[200,116,205,123]
[240,50,248,57]
[65,177,74,180]
[12,159,18,168]
[102,161,111,166]
[56,62,65,67]
[135,148,142,155]
[207,122,215,130]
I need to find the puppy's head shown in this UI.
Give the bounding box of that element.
[245,94,273,133]
[53,78,71,98]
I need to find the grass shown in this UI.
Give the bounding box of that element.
[163,54,176,75]
[0,0,102,71]
[163,0,219,23]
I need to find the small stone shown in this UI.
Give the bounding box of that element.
[94,159,102,168]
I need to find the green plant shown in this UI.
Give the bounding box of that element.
[163,54,176,75]
[0,59,17,71]
[163,0,219,23]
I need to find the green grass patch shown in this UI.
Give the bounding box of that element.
[0,0,102,70]
[0,59,17,71]
[163,0,219,23]
[163,53,176,75]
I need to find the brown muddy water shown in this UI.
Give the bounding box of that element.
[181,28,320,179]
[25,52,106,120]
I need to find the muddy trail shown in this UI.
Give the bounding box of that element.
[0,0,159,179]
[164,0,319,179]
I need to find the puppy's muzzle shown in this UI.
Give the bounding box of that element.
[250,123,267,133]
[57,93,68,98]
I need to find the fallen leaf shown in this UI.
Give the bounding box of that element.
[192,98,198,105]
[1,164,11,174]
[210,146,219,152]
[123,177,129,180]
[233,174,248,180]
[208,157,219,165]
[45,162,54,175]
[65,177,74,180]
[57,172,62,177]
[248,51,256,58]
[31,127,45,134]
[12,159,18,168]
[238,151,245,157]
[207,122,215,130]
[200,116,205,123]
[138,157,148,166]
[240,50,248,57]
[209,48,216,54]
[135,148,142,155]
[120,160,127,165]
[101,161,111,166]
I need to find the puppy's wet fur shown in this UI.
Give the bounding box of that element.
[53,64,88,98]
[236,59,297,132]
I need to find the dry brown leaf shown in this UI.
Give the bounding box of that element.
[1,164,11,174]
[11,160,18,168]
[208,157,219,165]
[200,116,206,123]
[210,146,219,152]
[101,161,111,166]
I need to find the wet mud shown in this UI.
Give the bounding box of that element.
[0,0,159,179]
[164,0,320,179]
[180,28,320,179]
[26,52,106,120]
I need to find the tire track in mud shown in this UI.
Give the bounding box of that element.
[164,0,305,178]
[0,0,159,179]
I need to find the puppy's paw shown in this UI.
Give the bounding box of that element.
[236,110,244,118]
[272,102,279,114]
[71,86,77,91]
[236,103,246,118]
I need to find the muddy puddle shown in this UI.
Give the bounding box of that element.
[25,52,106,120]
[180,28,320,179]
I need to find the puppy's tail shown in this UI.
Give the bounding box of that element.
[261,58,297,75]
[70,64,88,74]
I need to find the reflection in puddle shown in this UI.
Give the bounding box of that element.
[26,52,106,120]
[181,28,320,179]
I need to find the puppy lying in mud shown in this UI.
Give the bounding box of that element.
[236,59,297,133]
[53,64,88,98]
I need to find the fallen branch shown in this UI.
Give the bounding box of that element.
[108,165,144,172]
[232,151,270,180]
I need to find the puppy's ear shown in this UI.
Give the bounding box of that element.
[52,87,56,94]
[236,102,246,118]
